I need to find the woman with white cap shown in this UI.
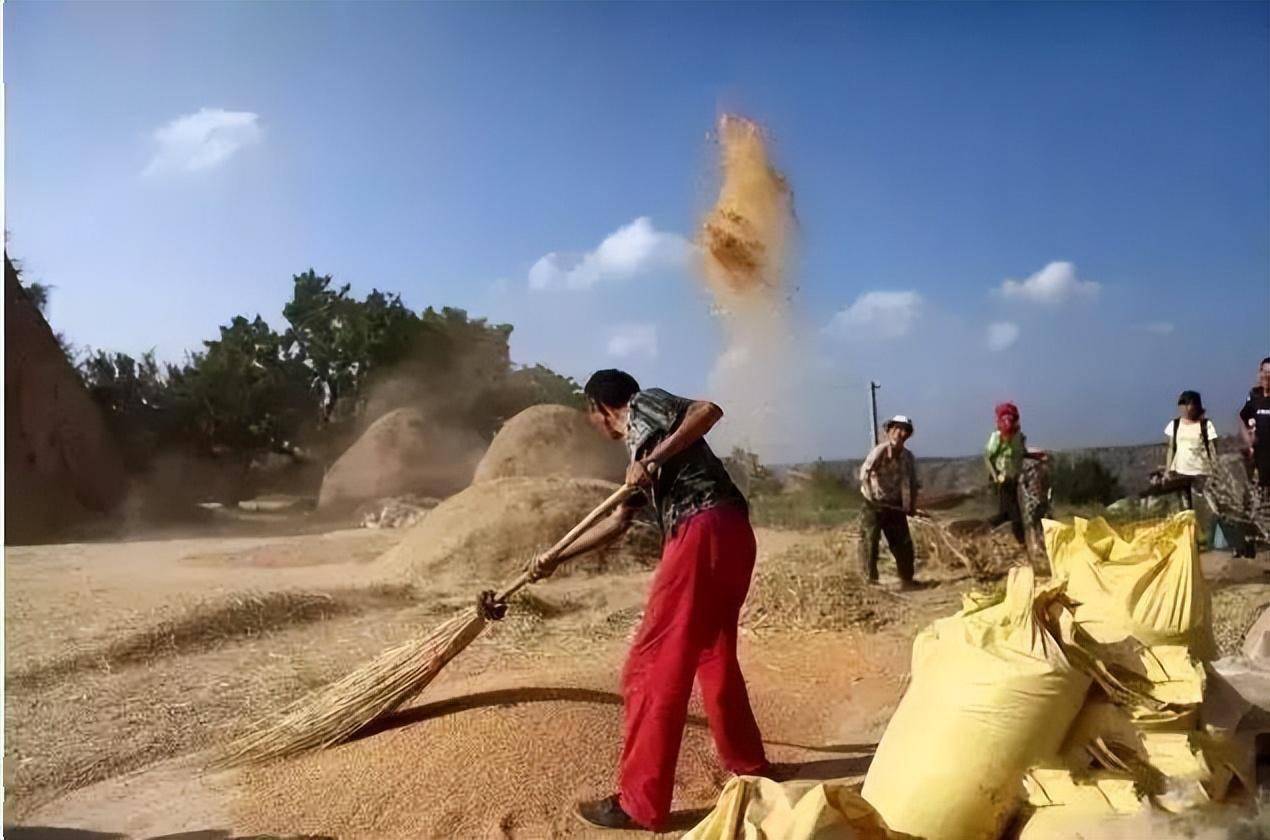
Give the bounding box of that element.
[858,415,922,590]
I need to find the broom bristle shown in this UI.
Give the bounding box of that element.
[215,608,488,768]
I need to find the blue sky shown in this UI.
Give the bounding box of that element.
[6,2,1268,461]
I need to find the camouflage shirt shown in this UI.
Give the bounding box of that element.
[625,388,748,537]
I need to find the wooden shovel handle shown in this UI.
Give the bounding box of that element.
[495,483,641,602]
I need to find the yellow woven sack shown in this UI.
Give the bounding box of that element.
[1017,768,1147,839]
[682,776,908,840]
[860,567,1091,840]
[1043,512,1213,656]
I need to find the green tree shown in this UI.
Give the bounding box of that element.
[168,315,313,455]
[78,349,171,470]
[53,262,586,485]
[469,363,584,437]
[281,270,421,425]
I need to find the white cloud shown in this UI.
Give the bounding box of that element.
[1135,321,1175,335]
[824,291,923,340]
[528,217,691,291]
[143,108,262,176]
[606,323,658,359]
[986,321,1020,351]
[998,261,1100,305]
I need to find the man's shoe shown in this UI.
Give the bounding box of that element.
[898,579,926,592]
[575,795,638,830]
[864,577,881,587]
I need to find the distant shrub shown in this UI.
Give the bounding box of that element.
[748,458,863,529]
[1050,455,1123,506]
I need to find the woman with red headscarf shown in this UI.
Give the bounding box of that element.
[984,402,1046,544]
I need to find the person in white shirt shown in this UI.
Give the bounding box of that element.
[858,416,921,590]
[1164,390,1219,544]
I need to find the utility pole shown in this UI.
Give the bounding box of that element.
[869,380,881,447]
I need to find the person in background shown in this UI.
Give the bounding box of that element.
[1237,357,1270,557]
[1164,390,1219,518]
[1163,391,1221,550]
[985,403,1047,545]
[858,415,921,590]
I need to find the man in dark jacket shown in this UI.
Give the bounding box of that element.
[1237,357,1270,557]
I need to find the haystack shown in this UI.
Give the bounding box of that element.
[318,408,484,511]
[5,256,126,543]
[379,476,659,584]
[473,404,626,484]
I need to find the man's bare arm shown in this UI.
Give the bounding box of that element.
[557,505,636,563]
[643,400,723,468]
[529,505,637,580]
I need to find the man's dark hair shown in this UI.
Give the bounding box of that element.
[1261,357,1270,367]
[1177,390,1205,411]
[584,369,641,409]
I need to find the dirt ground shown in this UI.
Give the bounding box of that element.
[4,519,1265,839]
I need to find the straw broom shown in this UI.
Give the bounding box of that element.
[216,483,639,768]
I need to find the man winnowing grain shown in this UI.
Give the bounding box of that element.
[527,369,769,832]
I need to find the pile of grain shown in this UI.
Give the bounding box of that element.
[378,476,659,585]
[233,680,729,838]
[473,404,626,484]
[318,408,485,512]
[1212,583,1270,658]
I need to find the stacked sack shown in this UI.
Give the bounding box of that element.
[860,565,1092,840]
[1019,511,1252,836]
[685,511,1253,840]
[683,776,906,840]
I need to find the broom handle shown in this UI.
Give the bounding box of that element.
[495,483,641,602]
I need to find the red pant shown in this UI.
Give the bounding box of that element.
[618,504,768,830]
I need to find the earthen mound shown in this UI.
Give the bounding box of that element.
[5,256,126,543]
[379,476,659,584]
[473,404,626,484]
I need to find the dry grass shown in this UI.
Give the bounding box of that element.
[11,586,417,691]
[825,512,1028,581]
[5,605,433,816]
[743,543,909,632]
[4,585,427,816]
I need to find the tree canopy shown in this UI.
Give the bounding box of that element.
[26,263,582,475]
